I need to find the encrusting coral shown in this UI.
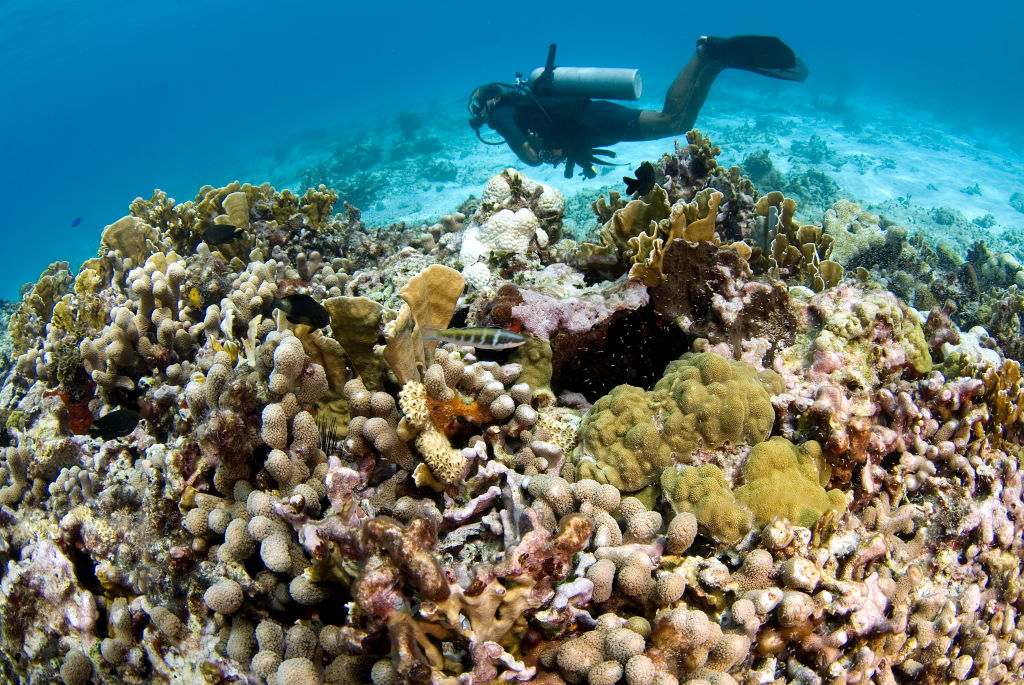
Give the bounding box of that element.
[1,129,1023,685]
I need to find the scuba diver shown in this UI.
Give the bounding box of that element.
[468,35,808,178]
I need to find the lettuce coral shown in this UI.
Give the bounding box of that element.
[572,183,722,284]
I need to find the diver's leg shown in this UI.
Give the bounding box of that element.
[634,36,806,141]
[635,42,723,140]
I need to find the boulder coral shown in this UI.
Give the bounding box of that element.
[733,436,850,528]
[571,351,775,492]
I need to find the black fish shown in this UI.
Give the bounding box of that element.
[274,294,330,329]
[202,224,245,245]
[71,216,82,227]
[88,409,142,440]
[624,161,656,196]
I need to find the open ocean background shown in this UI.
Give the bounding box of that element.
[1,0,1022,300]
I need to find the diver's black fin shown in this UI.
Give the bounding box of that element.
[701,35,809,82]
[624,176,640,195]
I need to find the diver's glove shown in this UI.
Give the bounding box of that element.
[563,147,617,179]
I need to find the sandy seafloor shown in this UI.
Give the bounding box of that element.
[223,82,1024,259]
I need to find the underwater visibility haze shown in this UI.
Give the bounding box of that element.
[1,0,1024,683]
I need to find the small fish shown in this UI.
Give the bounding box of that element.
[274,294,330,329]
[623,161,656,196]
[70,216,83,227]
[88,408,142,440]
[202,224,245,245]
[422,326,525,350]
[187,287,202,309]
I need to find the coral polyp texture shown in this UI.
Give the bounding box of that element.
[1,130,1023,685]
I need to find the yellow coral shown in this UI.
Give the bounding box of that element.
[534,406,581,457]
[100,216,160,265]
[220,191,250,230]
[661,463,753,544]
[576,184,724,284]
[298,185,338,229]
[733,438,850,528]
[654,352,775,456]
[572,352,775,492]
[753,191,842,292]
[9,262,75,353]
[297,330,350,434]
[384,264,466,385]
[400,379,490,439]
[508,335,555,405]
[984,359,1023,444]
[383,304,420,386]
[573,385,667,492]
[399,381,432,430]
[628,189,723,285]
[414,428,466,483]
[323,296,386,390]
[400,264,465,337]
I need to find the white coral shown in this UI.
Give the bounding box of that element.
[480,208,539,254]
[480,168,563,216]
[463,262,492,290]
[460,207,540,266]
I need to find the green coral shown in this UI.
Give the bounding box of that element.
[508,335,555,405]
[661,463,753,544]
[733,437,850,528]
[571,352,775,492]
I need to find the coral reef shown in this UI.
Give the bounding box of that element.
[1,130,1023,685]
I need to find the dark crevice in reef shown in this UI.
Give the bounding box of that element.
[551,303,690,402]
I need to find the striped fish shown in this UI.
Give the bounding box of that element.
[422,326,526,350]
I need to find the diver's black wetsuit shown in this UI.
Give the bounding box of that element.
[487,97,643,151]
[486,95,645,178]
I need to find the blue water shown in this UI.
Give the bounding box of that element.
[1,0,1022,300]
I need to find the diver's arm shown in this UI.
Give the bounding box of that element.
[488,105,542,166]
[515,141,541,166]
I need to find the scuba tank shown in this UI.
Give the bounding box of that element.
[527,44,642,100]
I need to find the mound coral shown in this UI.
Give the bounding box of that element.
[733,437,850,528]
[571,351,775,492]
[661,462,753,543]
